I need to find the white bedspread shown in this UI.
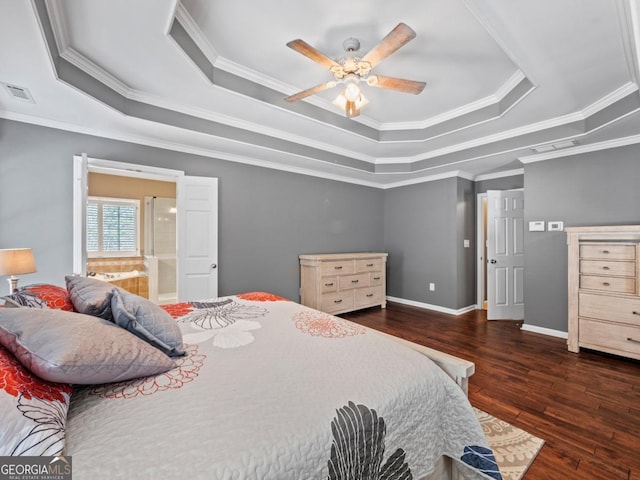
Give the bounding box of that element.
[65,293,499,479]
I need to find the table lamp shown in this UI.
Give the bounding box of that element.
[0,248,37,294]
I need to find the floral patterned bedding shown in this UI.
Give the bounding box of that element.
[56,293,501,479]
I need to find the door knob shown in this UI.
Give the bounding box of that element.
[211,263,217,269]
[490,259,497,264]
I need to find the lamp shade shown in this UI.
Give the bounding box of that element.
[0,248,37,276]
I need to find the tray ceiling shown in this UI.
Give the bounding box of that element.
[1,0,640,187]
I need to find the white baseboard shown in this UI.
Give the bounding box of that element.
[520,323,568,339]
[386,296,477,316]
[387,296,569,339]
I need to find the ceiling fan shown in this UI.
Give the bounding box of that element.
[284,23,426,118]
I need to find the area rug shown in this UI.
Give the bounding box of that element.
[474,408,545,480]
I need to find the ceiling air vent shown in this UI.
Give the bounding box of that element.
[531,140,577,153]
[1,82,35,103]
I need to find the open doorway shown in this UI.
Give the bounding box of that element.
[476,193,488,310]
[73,154,219,302]
[477,189,525,320]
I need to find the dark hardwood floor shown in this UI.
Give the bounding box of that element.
[341,302,640,480]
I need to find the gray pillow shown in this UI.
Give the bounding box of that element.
[66,275,118,319]
[111,289,186,357]
[1,291,48,308]
[0,308,176,384]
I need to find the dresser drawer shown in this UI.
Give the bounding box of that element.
[338,273,369,290]
[356,258,383,273]
[579,318,640,358]
[580,244,635,261]
[579,275,635,294]
[321,260,355,276]
[370,273,384,286]
[579,292,640,326]
[321,277,338,293]
[321,291,354,314]
[355,286,384,307]
[579,260,635,277]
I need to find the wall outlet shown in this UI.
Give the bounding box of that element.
[429,283,435,291]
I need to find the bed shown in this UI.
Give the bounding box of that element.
[0,279,502,480]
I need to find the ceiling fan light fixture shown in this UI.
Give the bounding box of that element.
[344,82,361,102]
[333,90,368,117]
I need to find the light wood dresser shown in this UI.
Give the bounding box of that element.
[299,252,388,315]
[567,225,640,360]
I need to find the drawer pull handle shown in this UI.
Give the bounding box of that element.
[366,263,374,267]
[324,282,334,287]
[627,337,640,344]
[334,266,343,270]
[373,276,381,280]
[351,279,359,284]
[602,250,610,254]
[602,282,610,286]
[334,299,343,304]
[632,311,640,315]
[366,293,374,297]
[602,266,610,270]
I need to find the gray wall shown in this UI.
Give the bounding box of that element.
[0,119,384,301]
[383,177,475,310]
[8,116,636,331]
[524,145,640,331]
[475,174,524,194]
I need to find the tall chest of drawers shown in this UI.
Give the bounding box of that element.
[567,226,640,360]
[299,253,388,315]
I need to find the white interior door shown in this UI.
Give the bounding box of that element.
[177,176,218,301]
[72,154,89,275]
[487,189,524,320]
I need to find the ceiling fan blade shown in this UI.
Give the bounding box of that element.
[361,23,417,67]
[285,82,337,103]
[287,39,341,70]
[368,75,426,94]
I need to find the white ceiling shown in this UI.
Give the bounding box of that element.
[1,0,640,187]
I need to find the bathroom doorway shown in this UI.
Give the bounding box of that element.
[73,154,219,302]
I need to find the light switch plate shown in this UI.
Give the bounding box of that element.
[529,221,545,232]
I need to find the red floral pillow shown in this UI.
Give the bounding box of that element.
[0,345,72,455]
[4,284,74,311]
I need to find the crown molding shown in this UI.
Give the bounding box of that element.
[519,132,640,163]
[60,47,132,97]
[0,110,385,188]
[474,168,524,181]
[393,83,637,165]
[380,170,475,189]
[582,81,638,117]
[126,89,377,163]
[616,0,640,84]
[173,2,218,61]
[379,70,529,132]
[44,0,69,52]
